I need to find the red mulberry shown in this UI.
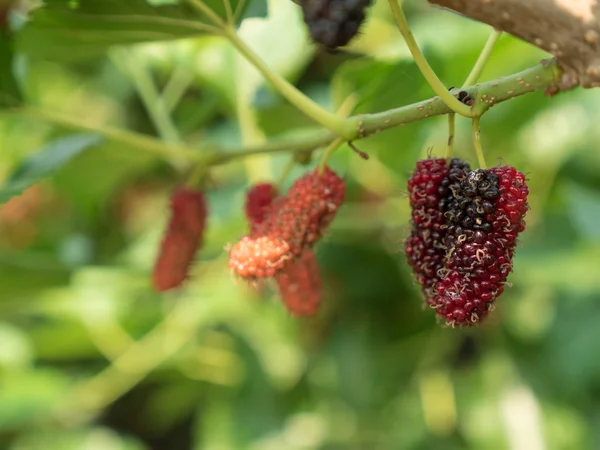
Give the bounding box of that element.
[253,166,345,256]
[275,250,322,316]
[245,183,278,234]
[152,187,207,292]
[404,158,455,301]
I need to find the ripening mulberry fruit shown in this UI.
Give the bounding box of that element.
[245,183,279,233]
[431,165,529,326]
[255,166,346,256]
[300,0,373,49]
[229,167,342,287]
[276,250,323,316]
[152,187,207,292]
[244,181,325,315]
[228,235,292,280]
[404,158,451,299]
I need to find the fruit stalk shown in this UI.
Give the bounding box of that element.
[387,0,473,117]
[222,26,350,138]
[472,116,487,169]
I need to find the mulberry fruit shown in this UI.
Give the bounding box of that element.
[230,167,342,317]
[431,165,529,326]
[152,187,207,292]
[245,183,279,232]
[404,155,530,327]
[404,158,451,300]
[300,0,373,49]
[276,250,323,316]
[228,235,292,280]
[244,181,325,315]
[254,166,345,256]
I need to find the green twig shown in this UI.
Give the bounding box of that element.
[21,107,207,163]
[318,137,345,174]
[223,27,349,137]
[110,48,182,146]
[348,59,561,138]
[387,0,473,117]
[213,133,335,164]
[445,29,501,160]
[55,294,217,421]
[162,64,196,114]
[110,47,188,169]
[462,29,503,88]
[472,116,486,169]
[20,60,562,171]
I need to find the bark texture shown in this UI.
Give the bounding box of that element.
[428,0,600,89]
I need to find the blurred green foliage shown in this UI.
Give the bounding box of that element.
[1,0,600,449]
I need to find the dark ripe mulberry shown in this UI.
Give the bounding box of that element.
[152,187,207,292]
[430,165,529,327]
[300,0,373,49]
[444,168,499,233]
[438,158,471,213]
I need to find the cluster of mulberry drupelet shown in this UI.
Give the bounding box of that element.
[299,0,373,49]
[228,167,345,316]
[405,157,529,326]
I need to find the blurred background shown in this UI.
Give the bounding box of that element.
[1,0,600,449]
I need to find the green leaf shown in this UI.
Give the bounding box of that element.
[238,0,268,22]
[0,33,22,108]
[331,58,418,113]
[0,133,103,204]
[16,0,267,61]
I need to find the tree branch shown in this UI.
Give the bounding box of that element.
[346,58,562,139]
[428,0,600,89]
[21,59,562,168]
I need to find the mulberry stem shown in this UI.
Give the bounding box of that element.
[387,0,473,118]
[446,29,501,160]
[472,116,487,169]
[462,30,503,88]
[318,137,345,174]
[19,61,563,170]
[223,27,350,138]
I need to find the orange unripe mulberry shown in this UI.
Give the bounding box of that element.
[152,187,207,292]
[228,235,292,280]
